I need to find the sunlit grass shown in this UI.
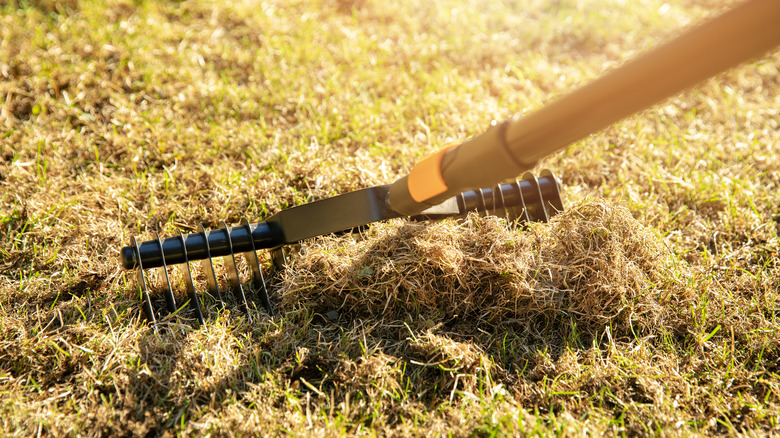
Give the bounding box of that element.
[1,0,779,435]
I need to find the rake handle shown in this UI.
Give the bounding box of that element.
[388,0,780,215]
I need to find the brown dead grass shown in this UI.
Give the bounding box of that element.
[280,199,686,343]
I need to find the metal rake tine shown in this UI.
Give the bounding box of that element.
[494,184,509,222]
[177,230,206,326]
[521,172,549,223]
[219,221,253,323]
[270,246,287,272]
[455,192,466,216]
[240,217,274,317]
[539,169,565,217]
[132,236,158,331]
[476,188,487,216]
[155,232,177,314]
[197,224,226,310]
[508,179,530,224]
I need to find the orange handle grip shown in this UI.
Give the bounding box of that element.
[407,142,460,203]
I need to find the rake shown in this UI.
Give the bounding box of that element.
[121,0,780,328]
[122,171,564,327]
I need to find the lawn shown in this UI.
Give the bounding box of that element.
[1,0,779,436]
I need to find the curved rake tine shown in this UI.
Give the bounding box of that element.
[494,184,509,222]
[509,179,531,224]
[270,246,287,272]
[241,218,274,317]
[540,169,565,217]
[132,236,158,331]
[177,230,205,326]
[476,188,487,216]
[455,192,466,216]
[521,172,549,223]
[219,221,253,323]
[155,232,177,314]
[197,224,225,310]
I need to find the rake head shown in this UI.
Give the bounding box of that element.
[121,170,564,329]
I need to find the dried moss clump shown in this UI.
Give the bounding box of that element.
[279,197,687,344]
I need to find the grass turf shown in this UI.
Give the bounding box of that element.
[1,0,779,435]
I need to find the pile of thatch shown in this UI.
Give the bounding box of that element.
[278,197,688,344]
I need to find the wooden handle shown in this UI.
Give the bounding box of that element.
[388,0,780,215]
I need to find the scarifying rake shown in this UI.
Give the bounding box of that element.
[121,171,564,329]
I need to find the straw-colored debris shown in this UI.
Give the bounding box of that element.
[280,198,687,343]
